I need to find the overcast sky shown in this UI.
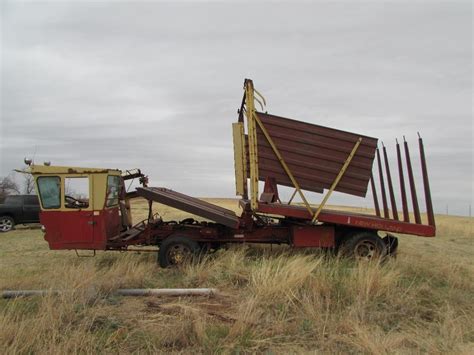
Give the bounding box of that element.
[1,1,472,216]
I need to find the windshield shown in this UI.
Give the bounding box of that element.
[37,176,61,209]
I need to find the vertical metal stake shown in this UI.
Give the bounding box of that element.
[404,137,421,224]
[418,134,435,227]
[383,143,398,220]
[370,172,380,217]
[396,139,410,222]
[376,148,389,219]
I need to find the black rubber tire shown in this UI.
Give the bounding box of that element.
[158,236,200,268]
[0,216,15,233]
[339,231,386,261]
[382,235,399,257]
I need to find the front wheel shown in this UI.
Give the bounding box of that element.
[0,216,15,232]
[339,231,386,262]
[158,236,200,268]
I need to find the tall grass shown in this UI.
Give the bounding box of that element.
[0,200,473,353]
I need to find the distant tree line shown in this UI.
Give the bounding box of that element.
[0,172,35,202]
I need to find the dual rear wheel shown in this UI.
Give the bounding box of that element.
[338,231,391,261]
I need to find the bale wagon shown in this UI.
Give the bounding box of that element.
[26,79,435,267]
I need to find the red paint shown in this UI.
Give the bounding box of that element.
[257,203,436,237]
[40,208,120,250]
[292,226,335,247]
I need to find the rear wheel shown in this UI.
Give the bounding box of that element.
[339,231,386,261]
[158,236,200,268]
[0,216,14,232]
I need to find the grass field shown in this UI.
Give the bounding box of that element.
[1,198,473,353]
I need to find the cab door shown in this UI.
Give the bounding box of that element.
[102,175,122,239]
[60,175,94,247]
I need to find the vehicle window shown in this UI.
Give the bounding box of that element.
[106,175,121,207]
[4,196,22,205]
[64,177,90,209]
[24,195,39,206]
[37,177,61,209]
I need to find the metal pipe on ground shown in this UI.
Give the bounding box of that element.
[2,290,55,298]
[1,288,218,299]
[116,289,217,297]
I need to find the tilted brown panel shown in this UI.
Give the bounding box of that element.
[136,187,240,228]
[245,112,378,197]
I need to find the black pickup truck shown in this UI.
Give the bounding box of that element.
[0,195,40,232]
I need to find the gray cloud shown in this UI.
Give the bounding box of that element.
[1,1,472,216]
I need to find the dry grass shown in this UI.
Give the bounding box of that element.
[0,198,473,353]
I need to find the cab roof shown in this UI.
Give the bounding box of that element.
[28,165,121,175]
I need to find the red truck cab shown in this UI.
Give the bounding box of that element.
[31,165,123,250]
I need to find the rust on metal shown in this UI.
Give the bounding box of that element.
[244,112,378,197]
[136,187,240,229]
[382,143,399,220]
[418,134,435,227]
[404,138,421,224]
[376,148,389,218]
[396,139,410,222]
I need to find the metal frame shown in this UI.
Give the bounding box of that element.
[244,79,260,210]
[242,79,362,223]
[312,138,362,222]
[240,79,435,233]
[244,79,313,215]
[257,202,436,237]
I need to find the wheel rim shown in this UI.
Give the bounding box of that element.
[354,240,379,261]
[0,218,13,232]
[166,244,192,265]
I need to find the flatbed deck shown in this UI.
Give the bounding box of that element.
[257,202,436,237]
[138,186,435,237]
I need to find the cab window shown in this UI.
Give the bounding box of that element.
[64,177,90,209]
[106,175,120,207]
[37,176,61,209]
